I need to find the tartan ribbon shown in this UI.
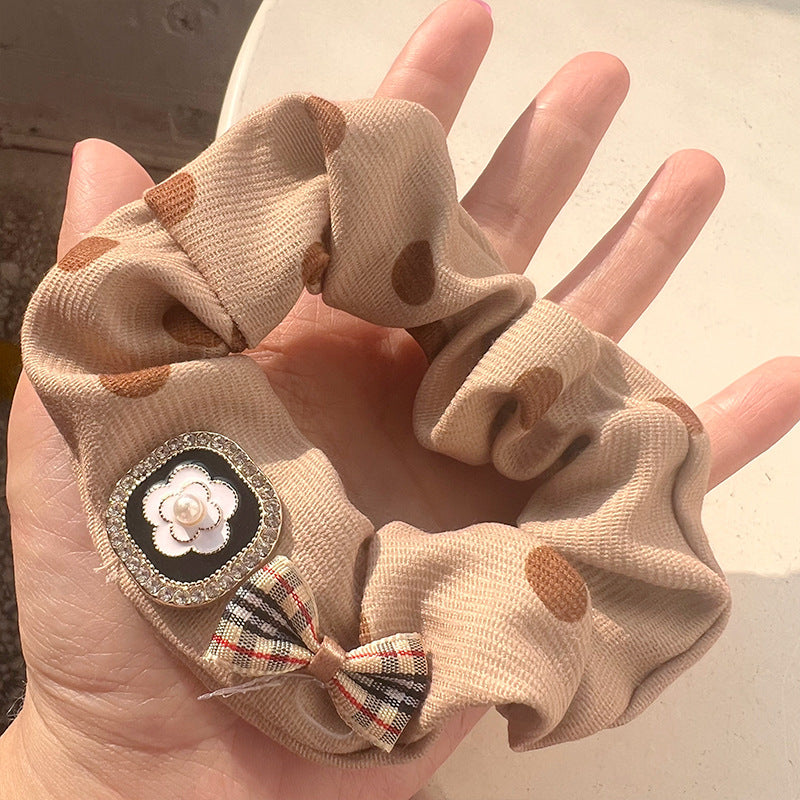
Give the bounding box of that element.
[203,555,429,752]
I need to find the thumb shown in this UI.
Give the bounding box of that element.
[10,137,156,576]
[58,138,154,258]
[8,140,178,721]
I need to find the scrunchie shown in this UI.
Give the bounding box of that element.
[20,93,731,766]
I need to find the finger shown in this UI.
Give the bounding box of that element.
[461,51,630,273]
[374,0,493,134]
[547,148,725,340]
[59,138,154,259]
[698,357,800,490]
[11,138,155,504]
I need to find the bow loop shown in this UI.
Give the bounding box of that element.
[203,556,429,752]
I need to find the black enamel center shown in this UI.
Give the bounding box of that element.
[125,448,261,583]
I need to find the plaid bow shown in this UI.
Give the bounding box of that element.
[203,556,429,751]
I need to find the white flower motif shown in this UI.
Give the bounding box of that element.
[143,463,238,557]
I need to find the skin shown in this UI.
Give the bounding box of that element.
[2,1,799,797]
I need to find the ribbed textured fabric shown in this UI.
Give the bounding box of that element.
[19,93,731,766]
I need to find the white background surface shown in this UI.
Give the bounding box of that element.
[218,2,800,797]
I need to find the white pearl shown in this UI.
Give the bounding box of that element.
[173,491,205,526]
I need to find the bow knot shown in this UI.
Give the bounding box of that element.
[202,556,429,752]
[307,636,347,684]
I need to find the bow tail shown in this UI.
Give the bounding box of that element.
[329,634,430,751]
[328,671,424,752]
[204,555,321,677]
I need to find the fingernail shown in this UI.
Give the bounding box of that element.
[470,0,492,15]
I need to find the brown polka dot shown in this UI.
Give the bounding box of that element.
[99,365,171,398]
[301,220,332,294]
[653,396,704,435]
[359,612,373,645]
[524,545,588,623]
[301,242,330,294]
[511,366,563,430]
[229,325,248,353]
[407,320,449,363]
[321,218,332,249]
[392,240,436,306]
[162,304,224,348]
[57,236,118,272]
[144,172,196,228]
[303,96,347,156]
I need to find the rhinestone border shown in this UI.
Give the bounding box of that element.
[105,431,282,608]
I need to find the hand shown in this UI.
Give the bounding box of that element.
[3,1,799,798]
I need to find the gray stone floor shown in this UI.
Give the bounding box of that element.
[0,0,261,732]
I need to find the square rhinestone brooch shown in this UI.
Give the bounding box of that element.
[105,431,282,607]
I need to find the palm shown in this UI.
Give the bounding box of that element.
[6,2,800,799]
[251,296,533,531]
[10,372,456,798]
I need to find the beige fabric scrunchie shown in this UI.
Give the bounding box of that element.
[20,93,731,766]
